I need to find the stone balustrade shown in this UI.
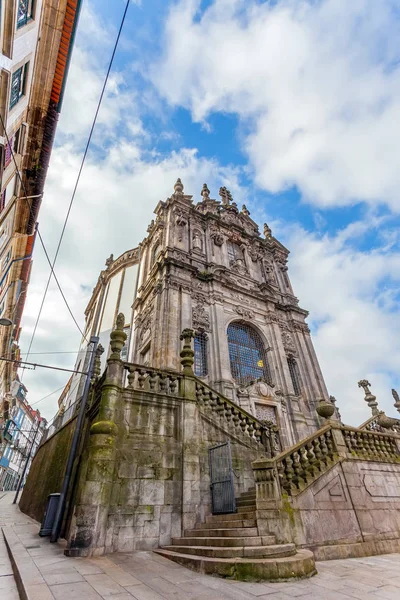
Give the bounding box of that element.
[343,427,400,461]
[276,425,338,496]
[253,422,400,503]
[123,363,183,396]
[194,380,266,450]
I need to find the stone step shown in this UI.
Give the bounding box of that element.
[153,548,317,581]
[196,519,257,530]
[162,543,296,559]
[185,527,259,538]
[172,535,276,547]
[237,504,256,513]
[236,498,257,507]
[205,511,256,523]
[238,491,256,499]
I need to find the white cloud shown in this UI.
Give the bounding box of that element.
[277,219,400,425]
[153,0,400,209]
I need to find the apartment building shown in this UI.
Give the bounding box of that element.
[0,1,81,421]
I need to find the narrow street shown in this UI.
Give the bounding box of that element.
[0,493,400,599]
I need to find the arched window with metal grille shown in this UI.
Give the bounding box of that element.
[194,331,208,377]
[287,355,301,395]
[227,322,272,385]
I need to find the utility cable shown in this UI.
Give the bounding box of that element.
[23,0,131,364]
[0,112,86,344]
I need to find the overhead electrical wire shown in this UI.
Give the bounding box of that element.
[23,0,131,365]
[0,112,86,345]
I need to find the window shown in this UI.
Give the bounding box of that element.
[287,356,301,395]
[227,241,243,265]
[152,243,161,265]
[10,63,29,109]
[227,322,272,386]
[194,332,208,377]
[17,0,35,29]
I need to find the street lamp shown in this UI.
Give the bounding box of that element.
[0,318,13,326]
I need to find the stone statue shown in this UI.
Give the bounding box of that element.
[392,389,400,414]
[192,230,203,251]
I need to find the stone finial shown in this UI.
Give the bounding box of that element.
[147,219,155,233]
[315,397,335,420]
[358,379,379,416]
[241,204,250,216]
[201,183,210,200]
[180,328,195,375]
[264,223,272,238]
[110,314,127,360]
[392,389,400,414]
[219,186,233,206]
[174,178,184,194]
[105,254,114,268]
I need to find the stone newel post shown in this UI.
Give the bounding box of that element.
[180,328,195,375]
[66,314,127,557]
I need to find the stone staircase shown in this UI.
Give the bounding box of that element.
[154,487,316,581]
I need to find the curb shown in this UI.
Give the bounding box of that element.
[2,526,53,600]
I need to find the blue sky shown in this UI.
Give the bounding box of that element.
[18,0,400,425]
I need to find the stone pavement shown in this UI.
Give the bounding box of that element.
[1,493,400,599]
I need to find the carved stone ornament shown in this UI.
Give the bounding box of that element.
[235,306,254,319]
[248,246,262,262]
[265,312,280,325]
[230,258,248,275]
[192,303,210,331]
[263,260,278,285]
[282,331,296,353]
[241,204,250,216]
[219,186,233,206]
[105,254,114,268]
[175,210,187,227]
[212,232,224,246]
[316,398,335,420]
[264,223,272,238]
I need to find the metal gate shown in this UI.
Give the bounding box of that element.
[208,441,236,515]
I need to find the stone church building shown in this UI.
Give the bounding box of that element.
[131,178,330,448]
[20,180,400,581]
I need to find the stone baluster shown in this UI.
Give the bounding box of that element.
[169,375,178,395]
[137,369,146,389]
[306,441,316,478]
[126,367,136,389]
[299,445,310,484]
[159,373,168,393]
[148,370,157,391]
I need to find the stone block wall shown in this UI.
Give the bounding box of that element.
[268,459,400,557]
[19,417,77,524]
[101,387,262,553]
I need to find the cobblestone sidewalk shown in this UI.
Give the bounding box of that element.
[1,492,400,599]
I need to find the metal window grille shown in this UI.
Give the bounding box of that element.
[194,332,208,377]
[17,0,33,29]
[227,322,272,385]
[10,66,27,109]
[288,356,301,395]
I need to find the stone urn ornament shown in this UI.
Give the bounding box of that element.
[316,397,335,420]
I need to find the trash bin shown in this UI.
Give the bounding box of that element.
[39,493,60,537]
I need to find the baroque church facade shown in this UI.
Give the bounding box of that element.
[131,179,331,448]
[21,179,400,573]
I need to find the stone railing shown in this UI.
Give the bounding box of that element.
[253,422,400,503]
[123,363,183,396]
[274,424,338,496]
[194,379,267,451]
[343,426,400,461]
[359,413,400,435]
